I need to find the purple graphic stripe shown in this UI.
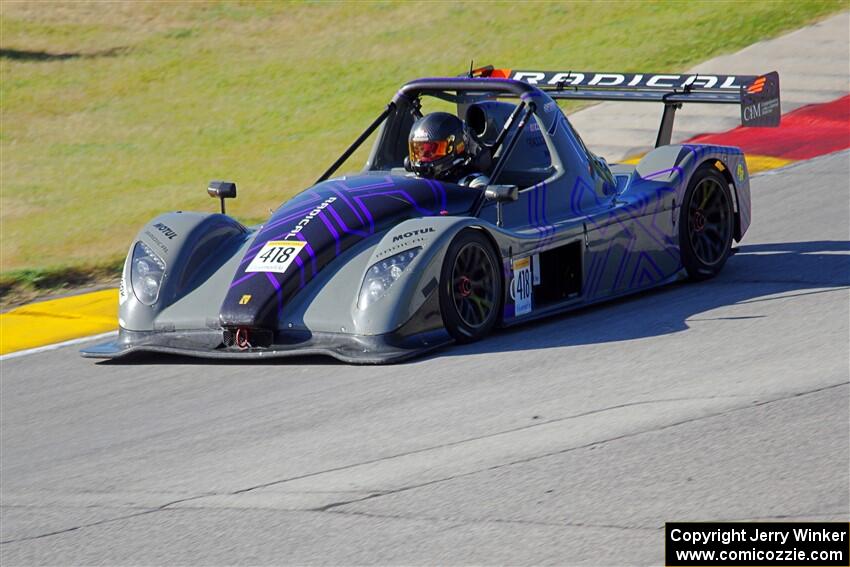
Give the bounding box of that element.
[241,191,324,248]
[355,189,435,217]
[523,181,555,253]
[293,254,306,288]
[331,185,367,226]
[588,243,614,298]
[259,203,322,234]
[265,271,281,291]
[539,181,555,249]
[238,201,327,266]
[351,196,376,232]
[318,211,341,256]
[611,236,637,291]
[569,176,603,216]
[426,178,440,212]
[628,252,664,289]
[641,166,684,180]
[534,183,548,248]
[584,253,600,297]
[436,179,447,211]
[229,272,254,289]
[649,187,678,243]
[327,205,369,237]
[424,177,447,211]
[586,190,676,265]
[342,178,396,192]
[614,198,679,262]
[264,272,284,318]
[296,231,317,274]
[547,114,559,135]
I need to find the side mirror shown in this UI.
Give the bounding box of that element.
[485,184,518,203]
[484,184,518,228]
[208,181,236,214]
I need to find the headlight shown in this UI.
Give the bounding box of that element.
[358,247,421,309]
[130,241,166,305]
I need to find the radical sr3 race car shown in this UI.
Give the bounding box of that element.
[83,66,781,363]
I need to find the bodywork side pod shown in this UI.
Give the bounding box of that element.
[119,212,248,331]
[635,144,752,242]
[634,144,752,241]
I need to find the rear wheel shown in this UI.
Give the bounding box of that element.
[439,229,502,343]
[679,165,735,280]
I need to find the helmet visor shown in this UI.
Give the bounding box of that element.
[409,139,449,164]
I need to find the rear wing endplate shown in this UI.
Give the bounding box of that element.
[469,67,781,146]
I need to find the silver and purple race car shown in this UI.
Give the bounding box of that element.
[82,66,781,363]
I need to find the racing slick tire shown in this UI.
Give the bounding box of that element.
[439,229,502,343]
[679,164,735,281]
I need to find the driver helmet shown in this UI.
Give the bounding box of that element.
[407,112,477,180]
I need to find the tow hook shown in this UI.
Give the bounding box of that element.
[235,327,252,349]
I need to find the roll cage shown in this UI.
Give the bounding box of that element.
[316,77,551,191]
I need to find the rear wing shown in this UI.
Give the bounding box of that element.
[468,67,780,146]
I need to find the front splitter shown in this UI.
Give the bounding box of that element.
[80,328,452,365]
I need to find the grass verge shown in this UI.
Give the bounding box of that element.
[0,257,122,308]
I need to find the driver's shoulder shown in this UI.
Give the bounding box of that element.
[457,172,490,189]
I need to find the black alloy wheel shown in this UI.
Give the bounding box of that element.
[439,229,502,343]
[679,165,735,280]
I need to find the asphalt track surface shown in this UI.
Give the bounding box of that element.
[2,152,848,565]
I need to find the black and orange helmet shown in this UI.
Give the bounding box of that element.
[407,112,474,180]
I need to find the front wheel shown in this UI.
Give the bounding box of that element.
[439,229,502,343]
[679,165,735,280]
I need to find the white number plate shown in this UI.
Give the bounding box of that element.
[246,240,306,274]
[512,256,532,316]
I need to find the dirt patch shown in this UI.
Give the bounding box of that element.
[1,262,122,310]
[0,46,131,62]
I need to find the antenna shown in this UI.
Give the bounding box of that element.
[684,73,700,93]
[556,70,573,91]
[468,59,474,78]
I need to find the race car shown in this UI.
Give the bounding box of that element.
[82,67,781,363]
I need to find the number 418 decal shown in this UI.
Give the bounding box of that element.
[246,240,306,274]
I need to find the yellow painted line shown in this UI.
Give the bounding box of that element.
[620,153,796,174]
[744,154,795,174]
[0,289,117,355]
